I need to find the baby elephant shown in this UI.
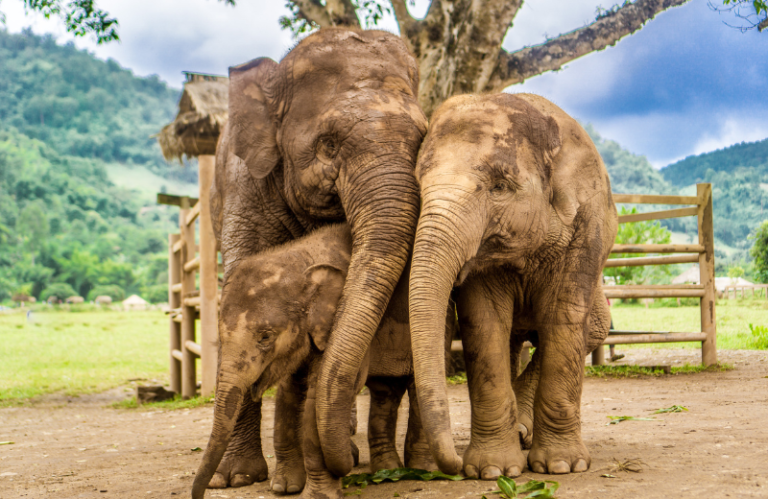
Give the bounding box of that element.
[192,224,446,499]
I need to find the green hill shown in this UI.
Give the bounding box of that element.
[660,139,768,187]
[0,29,193,304]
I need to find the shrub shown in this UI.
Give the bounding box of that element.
[41,282,78,302]
[748,323,768,349]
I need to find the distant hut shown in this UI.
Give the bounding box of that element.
[156,72,228,397]
[157,72,228,162]
[123,295,148,311]
[66,296,84,304]
[95,295,113,306]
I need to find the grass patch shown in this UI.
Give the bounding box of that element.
[0,310,170,406]
[610,297,768,350]
[111,394,215,411]
[586,363,732,378]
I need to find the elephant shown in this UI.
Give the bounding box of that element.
[192,224,450,499]
[407,93,618,478]
[208,28,426,488]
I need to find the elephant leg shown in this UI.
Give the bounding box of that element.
[209,394,268,488]
[512,341,540,450]
[527,263,601,475]
[585,283,611,356]
[271,372,308,494]
[300,359,343,499]
[367,376,408,471]
[404,377,437,471]
[456,276,525,479]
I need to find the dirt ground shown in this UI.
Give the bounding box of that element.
[2,348,768,499]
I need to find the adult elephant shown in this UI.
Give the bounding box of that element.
[209,28,426,488]
[408,93,618,478]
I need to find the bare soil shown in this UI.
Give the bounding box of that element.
[2,348,768,499]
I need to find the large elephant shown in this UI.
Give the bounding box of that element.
[208,28,426,488]
[192,224,447,499]
[408,93,618,478]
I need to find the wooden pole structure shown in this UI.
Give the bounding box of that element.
[168,233,182,394]
[198,155,218,397]
[698,183,717,366]
[180,197,198,399]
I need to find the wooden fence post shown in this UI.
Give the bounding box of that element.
[591,345,606,366]
[169,233,181,394]
[180,197,197,399]
[198,155,218,397]
[698,183,717,366]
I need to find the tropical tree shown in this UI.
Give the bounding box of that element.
[712,0,768,32]
[750,220,768,282]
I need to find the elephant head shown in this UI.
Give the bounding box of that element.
[191,231,350,499]
[224,28,427,475]
[408,93,615,474]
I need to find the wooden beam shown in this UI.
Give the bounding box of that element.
[698,183,717,366]
[171,349,184,362]
[185,202,201,226]
[608,284,703,290]
[185,340,202,358]
[612,193,699,205]
[611,244,704,254]
[180,197,197,400]
[603,288,705,299]
[168,233,182,395]
[604,254,699,268]
[171,283,182,293]
[157,193,199,207]
[184,257,200,273]
[618,207,698,224]
[172,238,184,254]
[604,332,707,345]
[184,296,201,308]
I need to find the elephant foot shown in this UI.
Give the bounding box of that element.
[351,440,360,468]
[209,450,268,489]
[405,452,437,471]
[370,448,402,472]
[463,438,526,479]
[527,438,590,475]
[271,452,306,494]
[518,420,532,450]
[298,473,343,499]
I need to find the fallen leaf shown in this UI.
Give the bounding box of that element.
[606,416,657,425]
[191,447,202,452]
[601,474,617,478]
[1,472,18,477]
[0,442,14,446]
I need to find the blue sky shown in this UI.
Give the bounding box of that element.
[3,0,766,167]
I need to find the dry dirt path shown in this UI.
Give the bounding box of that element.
[1,348,767,499]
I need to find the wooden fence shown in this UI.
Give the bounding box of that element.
[722,284,768,299]
[594,183,717,366]
[162,182,717,398]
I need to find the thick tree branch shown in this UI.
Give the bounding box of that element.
[292,0,333,27]
[759,16,768,31]
[326,0,361,27]
[487,0,691,92]
[391,0,415,34]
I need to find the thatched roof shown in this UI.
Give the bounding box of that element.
[157,73,229,162]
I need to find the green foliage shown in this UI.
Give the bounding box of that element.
[0,29,191,304]
[482,477,560,499]
[653,405,688,414]
[750,220,768,282]
[342,468,464,491]
[604,206,673,286]
[728,265,745,278]
[585,363,732,377]
[748,323,768,348]
[606,415,657,425]
[111,394,215,411]
[40,282,77,302]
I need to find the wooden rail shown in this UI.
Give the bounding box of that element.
[594,183,717,367]
[162,155,219,399]
[722,284,768,299]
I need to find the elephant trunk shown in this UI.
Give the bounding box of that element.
[408,181,484,475]
[191,365,249,499]
[317,157,420,477]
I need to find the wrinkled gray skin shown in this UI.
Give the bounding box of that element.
[408,93,618,479]
[208,28,426,488]
[192,225,449,499]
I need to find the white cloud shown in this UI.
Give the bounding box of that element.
[692,118,768,156]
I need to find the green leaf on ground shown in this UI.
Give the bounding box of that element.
[341,468,464,490]
[190,447,202,451]
[0,441,14,445]
[653,405,688,414]
[484,477,560,498]
[601,474,617,478]
[606,416,657,425]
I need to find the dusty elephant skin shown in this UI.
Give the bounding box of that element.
[408,93,619,479]
[208,28,426,489]
[191,225,449,499]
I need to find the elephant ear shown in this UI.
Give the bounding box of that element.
[228,57,280,180]
[302,264,346,351]
[539,115,578,227]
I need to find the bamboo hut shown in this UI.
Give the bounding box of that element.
[156,71,228,398]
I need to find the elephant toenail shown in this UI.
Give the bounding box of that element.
[481,466,501,480]
[271,481,285,493]
[531,462,546,474]
[506,466,522,477]
[287,484,301,493]
[464,465,479,478]
[549,461,570,474]
[573,459,588,472]
[517,423,528,439]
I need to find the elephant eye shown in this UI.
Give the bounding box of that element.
[316,135,340,162]
[257,330,272,344]
[491,182,506,193]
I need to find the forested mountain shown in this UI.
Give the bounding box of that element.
[0,29,190,303]
[661,139,768,187]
